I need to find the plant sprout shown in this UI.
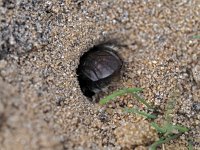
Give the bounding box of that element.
[99,87,190,149]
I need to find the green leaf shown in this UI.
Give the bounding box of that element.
[192,35,200,39]
[99,88,143,105]
[124,107,157,119]
[132,93,154,109]
[149,134,181,150]
[172,125,189,133]
[150,122,166,133]
[188,140,193,150]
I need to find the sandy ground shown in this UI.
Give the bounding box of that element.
[0,0,200,150]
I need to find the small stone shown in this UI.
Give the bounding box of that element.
[192,102,200,112]
[192,64,200,84]
[98,112,109,122]
[152,60,157,64]
[127,103,133,108]
[0,60,7,69]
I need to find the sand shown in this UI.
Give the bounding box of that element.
[0,0,200,149]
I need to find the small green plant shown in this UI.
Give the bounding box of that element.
[99,88,190,150]
[99,88,155,119]
[149,122,189,150]
[149,134,181,150]
[149,89,189,149]
[124,107,157,119]
[99,88,143,105]
[188,139,193,150]
[192,35,200,39]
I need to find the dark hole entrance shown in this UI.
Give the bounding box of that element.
[76,44,123,99]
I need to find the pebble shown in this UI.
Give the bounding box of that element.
[192,64,200,84]
[192,102,200,112]
[0,60,7,69]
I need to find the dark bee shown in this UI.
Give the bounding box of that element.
[77,44,123,98]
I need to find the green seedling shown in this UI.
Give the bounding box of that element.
[132,92,154,109]
[149,134,181,150]
[192,35,200,39]
[188,139,193,150]
[150,122,189,138]
[99,87,190,149]
[124,107,157,119]
[99,88,155,119]
[99,88,153,109]
[150,89,189,150]
[99,88,143,105]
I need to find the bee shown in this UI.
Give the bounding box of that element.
[77,43,123,98]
